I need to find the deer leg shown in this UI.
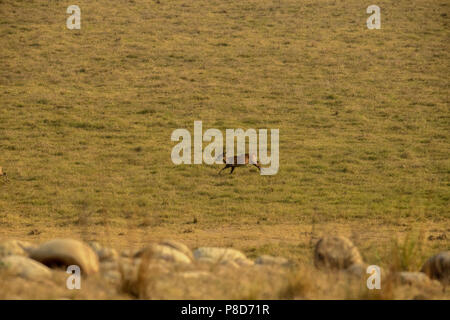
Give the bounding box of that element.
[230,166,235,174]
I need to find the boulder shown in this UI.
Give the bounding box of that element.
[102,270,122,284]
[196,257,217,264]
[135,244,192,264]
[235,258,254,266]
[0,240,35,258]
[0,255,52,280]
[117,258,139,281]
[346,263,368,277]
[314,236,363,270]
[0,240,26,258]
[29,239,99,275]
[219,260,241,268]
[177,271,212,279]
[88,241,118,262]
[97,247,119,262]
[100,260,120,272]
[159,240,194,261]
[121,248,140,258]
[396,271,442,290]
[420,251,450,284]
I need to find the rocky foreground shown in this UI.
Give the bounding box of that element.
[0,237,448,299]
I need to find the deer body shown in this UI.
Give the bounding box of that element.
[218,153,261,174]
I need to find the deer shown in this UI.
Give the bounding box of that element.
[217,149,261,174]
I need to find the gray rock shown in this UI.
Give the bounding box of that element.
[30,239,99,275]
[100,260,120,273]
[135,244,192,264]
[314,236,363,270]
[88,241,119,262]
[97,247,119,262]
[88,241,119,261]
[397,271,441,287]
[159,240,194,261]
[220,260,240,268]
[87,241,102,253]
[235,258,254,266]
[0,240,35,258]
[193,247,249,264]
[346,263,368,277]
[0,255,52,280]
[117,258,138,281]
[196,257,217,264]
[102,270,122,283]
[120,248,139,258]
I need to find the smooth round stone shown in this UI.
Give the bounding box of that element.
[193,247,248,264]
[421,251,450,284]
[30,239,99,275]
[314,236,363,270]
[0,255,52,280]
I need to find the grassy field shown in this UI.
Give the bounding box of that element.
[0,0,449,286]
